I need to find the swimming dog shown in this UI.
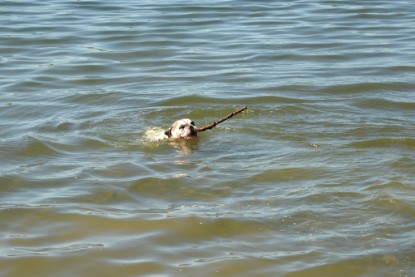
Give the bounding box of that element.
[164,119,198,140]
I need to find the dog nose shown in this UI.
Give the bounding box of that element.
[189,126,197,136]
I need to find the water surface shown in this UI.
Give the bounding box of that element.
[1,0,415,276]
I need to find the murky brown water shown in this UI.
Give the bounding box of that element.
[1,1,414,276]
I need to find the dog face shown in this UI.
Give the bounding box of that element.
[164,119,197,140]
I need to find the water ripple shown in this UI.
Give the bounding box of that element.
[1,0,415,276]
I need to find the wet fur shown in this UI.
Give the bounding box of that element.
[164,119,197,140]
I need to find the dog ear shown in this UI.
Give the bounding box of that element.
[164,127,172,138]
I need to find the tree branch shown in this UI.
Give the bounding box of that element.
[198,106,248,132]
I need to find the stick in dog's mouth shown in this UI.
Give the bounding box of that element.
[164,106,247,140]
[197,106,248,132]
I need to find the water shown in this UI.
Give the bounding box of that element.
[1,0,414,276]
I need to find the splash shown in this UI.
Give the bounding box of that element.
[142,127,166,142]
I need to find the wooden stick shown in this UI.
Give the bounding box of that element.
[198,106,248,132]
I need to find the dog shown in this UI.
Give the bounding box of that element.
[164,119,198,140]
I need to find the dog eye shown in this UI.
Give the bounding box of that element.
[179,125,185,129]
[190,121,195,126]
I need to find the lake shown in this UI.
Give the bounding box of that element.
[1,0,414,276]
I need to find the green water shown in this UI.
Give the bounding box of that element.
[1,1,414,276]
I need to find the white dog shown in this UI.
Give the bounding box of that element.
[164,119,198,140]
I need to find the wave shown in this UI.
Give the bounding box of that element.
[347,138,415,148]
[155,95,312,107]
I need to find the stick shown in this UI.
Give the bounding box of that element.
[198,106,248,132]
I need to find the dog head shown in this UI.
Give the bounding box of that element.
[164,119,198,140]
